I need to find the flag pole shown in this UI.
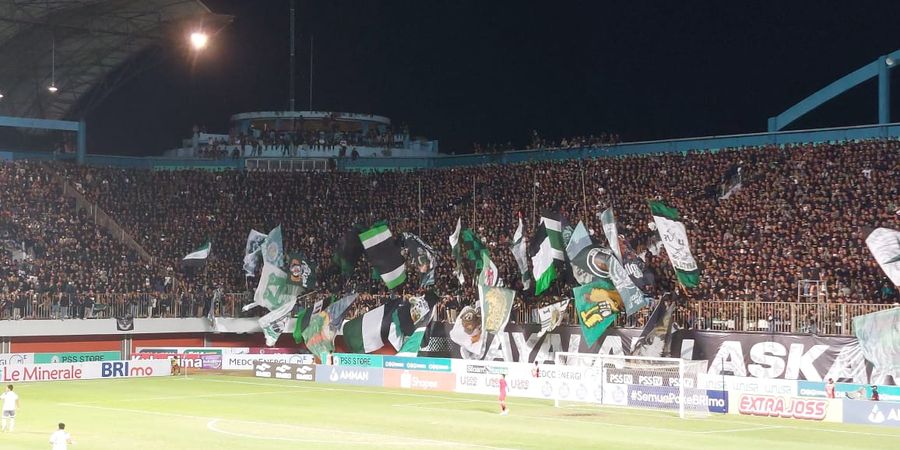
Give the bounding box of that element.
[472,175,476,230]
[532,170,537,225]
[418,178,423,236]
[580,162,588,220]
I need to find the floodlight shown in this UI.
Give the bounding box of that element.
[190,32,209,50]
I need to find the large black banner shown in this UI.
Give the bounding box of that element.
[423,324,894,385]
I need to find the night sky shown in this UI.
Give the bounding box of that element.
[86,1,900,156]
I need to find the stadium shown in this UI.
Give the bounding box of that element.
[0,1,898,449]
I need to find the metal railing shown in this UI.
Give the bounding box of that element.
[1,292,894,337]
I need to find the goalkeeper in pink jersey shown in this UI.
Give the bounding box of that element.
[499,374,508,415]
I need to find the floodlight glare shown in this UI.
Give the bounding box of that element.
[47,84,58,93]
[190,32,209,50]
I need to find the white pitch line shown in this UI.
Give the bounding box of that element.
[694,425,784,434]
[66,390,288,405]
[59,402,520,450]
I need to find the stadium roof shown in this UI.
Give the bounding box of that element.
[0,0,231,120]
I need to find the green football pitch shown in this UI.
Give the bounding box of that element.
[0,373,897,449]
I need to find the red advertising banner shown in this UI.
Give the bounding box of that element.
[737,394,828,420]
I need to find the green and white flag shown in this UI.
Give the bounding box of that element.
[540,211,566,262]
[292,297,325,344]
[865,227,900,286]
[574,278,622,346]
[182,240,211,268]
[477,251,502,287]
[359,222,407,289]
[478,284,515,334]
[536,299,570,337]
[449,218,465,285]
[396,292,441,357]
[529,224,558,295]
[600,208,621,261]
[342,300,403,353]
[258,297,297,347]
[565,221,592,261]
[648,200,700,288]
[510,218,531,290]
[247,262,302,312]
[261,225,284,268]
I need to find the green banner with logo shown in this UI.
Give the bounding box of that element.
[34,351,121,364]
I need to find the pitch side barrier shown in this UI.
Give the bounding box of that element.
[134,347,314,370]
[248,353,899,427]
[0,359,171,383]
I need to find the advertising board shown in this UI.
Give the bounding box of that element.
[315,365,383,387]
[733,393,841,421]
[33,351,121,364]
[383,369,456,391]
[252,362,316,381]
[136,347,298,355]
[0,359,170,382]
[0,353,34,366]
[696,374,797,396]
[333,353,383,368]
[626,385,728,413]
[842,399,900,427]
[130,353,223,370]
[221,354,314,370]
[382,356,452,372]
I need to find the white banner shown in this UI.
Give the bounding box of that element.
[0,359,170,383]
[451,360,602,402]
[696,374,797,396]
[0,353,35,366]
[221,354,315,370]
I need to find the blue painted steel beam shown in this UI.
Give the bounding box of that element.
[0,115,80,131]
[769,49,900,131]
[879,56,892,125]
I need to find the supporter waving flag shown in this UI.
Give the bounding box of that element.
[402,232,438,288]
[302,293,358,358]
[648,200,701,288]
[332,226,364,276]
[529,223,558,296]
[397,292,440,357]
[181,240,211,269]
[342,297,403,353]
[242,229,267,276]
[601,208,651,316]
[510,218,532,290]
[359,222,406,289]
[449,218,466,285]
[865,227,900,286]
[573,278,622,346]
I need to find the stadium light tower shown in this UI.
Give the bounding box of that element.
[190,31,209,50]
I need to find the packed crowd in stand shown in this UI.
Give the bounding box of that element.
[0,162,150,319]
[0,139,897,323]
[195,122,411,159]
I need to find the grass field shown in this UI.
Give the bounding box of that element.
[0,373,897,449]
